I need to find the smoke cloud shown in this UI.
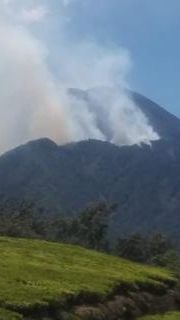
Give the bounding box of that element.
[0,0,159,153]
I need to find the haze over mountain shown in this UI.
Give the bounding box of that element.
[70,88,180,142]
[67,87,160,147]
[0,92,180,243]
[0,1,161,153]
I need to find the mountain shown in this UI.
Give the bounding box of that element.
[1,92,180,242]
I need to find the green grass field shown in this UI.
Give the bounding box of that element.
[0,308,22,320]
[140,312,180,320]
[0,237,175,319]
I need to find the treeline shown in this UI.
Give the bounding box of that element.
[0,199,179,269]
[0,201,113,249]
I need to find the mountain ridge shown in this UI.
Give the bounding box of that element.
[0,92,180,242]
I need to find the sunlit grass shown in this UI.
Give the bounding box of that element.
[0,236,175,318]
[0,308,22,320]
[140,312,180,320]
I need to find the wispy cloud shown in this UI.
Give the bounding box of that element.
[21,6,49,23]
[1,0,49,24]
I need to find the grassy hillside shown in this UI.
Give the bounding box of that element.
[0,308,22,320]
[0,237,175,319]
[140,312,180,319]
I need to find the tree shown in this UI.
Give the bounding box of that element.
[71,202,116,251]
[116,234,149,263]
[116,232,177,266]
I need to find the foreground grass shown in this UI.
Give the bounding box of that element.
[140,312,180,320]
[0,308,22,320]
[0,237,175,317]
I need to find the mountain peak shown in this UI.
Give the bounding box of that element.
[1,138,58,162]
[69,87,180,143]
[25,138,58,150]
[130,91,180,140]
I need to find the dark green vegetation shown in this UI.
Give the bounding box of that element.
[116,233,179,266]
[140,312,180,319]
[0,237,176,319]
[1,136,180,245]
[0,201,178,270]
[1,125,180,244]
[0,202,112,251]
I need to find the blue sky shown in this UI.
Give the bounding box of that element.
[0,0,179,152]
[2,0,180,115]
[63,0,180,116]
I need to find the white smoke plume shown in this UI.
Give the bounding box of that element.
[0,0,159,153]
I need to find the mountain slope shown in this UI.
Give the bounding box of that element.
[130,91,180,140]
[1,138,180,242]
[1,92,180,241]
